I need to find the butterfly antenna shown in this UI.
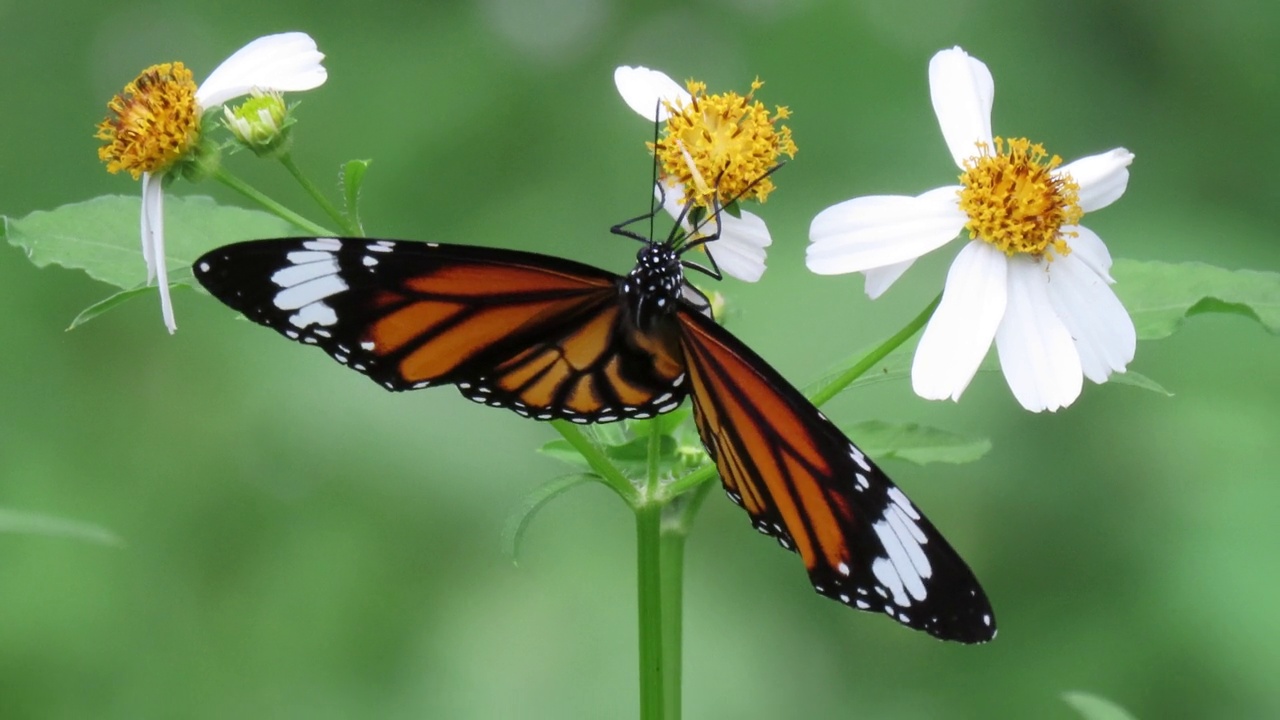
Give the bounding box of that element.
[609,100,670,247]
[681,161,787,254]
[647,99,662,244]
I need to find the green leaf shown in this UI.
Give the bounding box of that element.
[341,159,371,233]
[844,420,991,465]
[66,286,155,330]
[1062,691,1139,720]
[1108,369,1173,396]
[627,406,691,438]
[501,474,598,565]
[0,508,124,547]
[537,439,590,469]
[1113,259,1280,339]
[537,433,682,475]
[809,344,1172,400]
[605,435,678,463]
[3,194,296,291]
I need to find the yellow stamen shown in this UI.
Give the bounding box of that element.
[96,62,200,179]
[653,78,796,211]
[958,137,1082,258]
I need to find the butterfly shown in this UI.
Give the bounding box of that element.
[193,199,996,644]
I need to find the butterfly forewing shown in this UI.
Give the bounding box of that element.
[194,238,689,423]
[675,307,996,643]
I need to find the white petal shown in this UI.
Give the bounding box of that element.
[1062,225,1114,282]
[1056,148,1134,213]
[196,32,327,109]
[705,210,770,283]
[655,181,769,282]
[141,173,176,333]
[1045,251,1136,384]
[929,47,995,168]
[614,66,692,122]
[807,186,965,276]
[657,180,693,230]
[995,257,1082,412]
[139,172,157,283]
[863,259,916,300]
[912,241,1007,402]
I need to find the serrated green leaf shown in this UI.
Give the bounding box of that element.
[4,195,296,291]
[0,508,124,547]
[844,420,991,465]
[341,159,371,233]
[1113,259,1280,339]
[501,474,597,565]
[1062,691,1139,720]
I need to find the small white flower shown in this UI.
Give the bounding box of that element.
[807,47,1136,412]
[614,65,795,283]
[97,32,327,333]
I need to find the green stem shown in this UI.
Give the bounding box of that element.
[646,418,663,494]
[279,153,360,236]
[807,292,942,408]
[636,501,665,720]
[549,420,636,505]
[665,292,942,498]
[212,167,334,236]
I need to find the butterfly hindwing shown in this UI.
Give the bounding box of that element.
[675,306,996,643]
[194,238,689,423]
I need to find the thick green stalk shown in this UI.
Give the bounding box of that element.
[636,501,665,720]
[212,167,333,236]
[658,518,687,720]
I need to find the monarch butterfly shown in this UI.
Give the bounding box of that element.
[193,200,996,644]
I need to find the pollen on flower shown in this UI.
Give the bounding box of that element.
[958,137,1083,258]
[96,62,200,179]
[654,78,796,211]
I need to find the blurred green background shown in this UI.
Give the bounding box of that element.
[3,0,1279,717]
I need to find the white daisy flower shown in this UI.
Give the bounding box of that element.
[97,32,327,333]
[613,65,796,283]
[807,47,1136,412]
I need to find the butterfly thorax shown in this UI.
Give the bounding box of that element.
[620,244,684,331]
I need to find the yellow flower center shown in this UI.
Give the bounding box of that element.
[957,137,1082,258]
[96,62,200,179]
[654,78,796,211]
